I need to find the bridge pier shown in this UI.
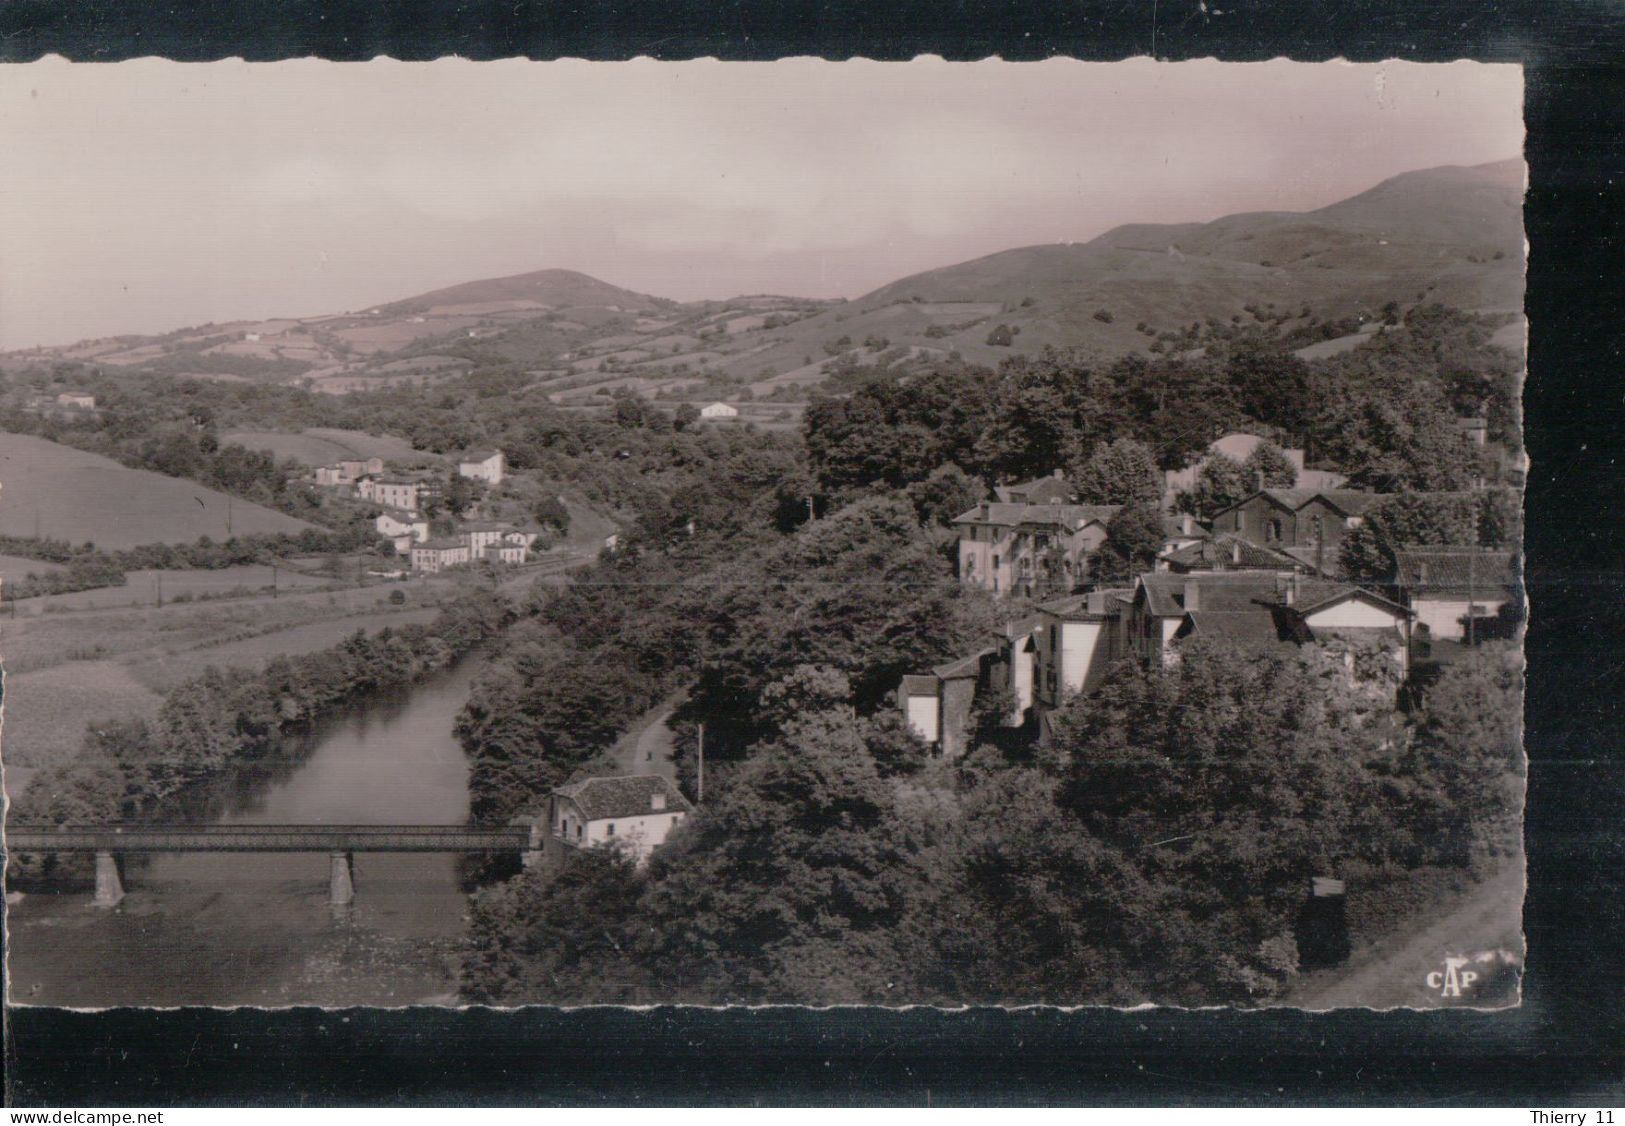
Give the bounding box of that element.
[329,851,355,908]
[92,851,124,908]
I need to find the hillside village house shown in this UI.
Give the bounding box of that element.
[954,500,1120,596]
[376,511,430,554]
[456,449,505,485]
[360,476,423,512]
[1393,546,1519,642]
[547,775,694,865]
[699,401,739,420]
[995,469,1075,505]
[1208,488,1389,574]
[900,569,1414,754]
[409,537,469,573]
[56,392,96,410]
[315,457,386,488]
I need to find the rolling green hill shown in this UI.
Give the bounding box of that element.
[3,159,1524,399]
[0,433,317,550]
[379,268,670,316]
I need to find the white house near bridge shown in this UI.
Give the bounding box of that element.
[548,775,694,866]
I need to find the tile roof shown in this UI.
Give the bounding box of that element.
[932,647,994,679]
[953,501,1121,528]
[1301,490,1388,516]
[1163,534,1304,572]
[458,449,502,461]
[417,537,467,551]
[554,774,694,821]
[994,474,1075,505]
[900,674,940,695]
[1179,608,1308,653]
[1137,570,1295,616]
[1392,547,1519,596]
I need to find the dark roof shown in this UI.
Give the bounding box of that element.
[1038,587,1134,618]
[1162,515,1210,539]
[1210,489,1314,520]
[932,647,994,679]
[1179,608,1308,653]
[417,537,466,551]
[995,474,1075,505]
[900,674,940,696]
[458,449,502,461]
[1392,547,1519,596]
[1137,571,1293,616]
[954,501,1120,528]
[1301,490,1388,516]
[1163,534,1304,572]
[1292,582,1413,619]
[554,775,694,821]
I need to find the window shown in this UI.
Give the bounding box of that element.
[1267,517,1283,542]
[606,823,615,836]
[576,823,583,840]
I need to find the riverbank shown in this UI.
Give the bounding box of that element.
[6,651,491,1007]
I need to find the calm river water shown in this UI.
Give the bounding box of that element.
[6,653,491,1008]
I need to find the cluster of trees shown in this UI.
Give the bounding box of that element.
[803,304,1515,509]
[0,527,380,601]
[12,591,515,847]
[460,636,1522,1006]
[1340,490,1523,583]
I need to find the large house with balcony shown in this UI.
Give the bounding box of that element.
[954,500,1120,597]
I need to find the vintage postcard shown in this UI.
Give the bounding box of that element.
[1,57,1525,1010]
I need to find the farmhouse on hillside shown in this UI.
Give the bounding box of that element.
[699,402,739,420]
[409,537,470,574]
[546,775,695,865]
[456,448,505,485]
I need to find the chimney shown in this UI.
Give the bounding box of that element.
[1053,468,1065,479]
[1231,540,1242,565]
[650,790,667,812]
[1182,513,1194,535]
[1183,579,1200,612]
[1285,573,1299,606]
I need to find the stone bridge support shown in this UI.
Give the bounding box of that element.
[92,850,124,908]
[329,851,355,908]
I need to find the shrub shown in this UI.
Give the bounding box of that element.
[1092,308,1114,324]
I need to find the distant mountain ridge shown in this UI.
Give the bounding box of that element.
[6,158,1524,396]
[380,268,670,314]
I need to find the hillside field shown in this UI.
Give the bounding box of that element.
[0,432,317,549]
[220,427,427,467]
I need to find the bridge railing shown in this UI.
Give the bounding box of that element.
[5,824,533,853]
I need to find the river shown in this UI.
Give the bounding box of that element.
[5,652,491,1008]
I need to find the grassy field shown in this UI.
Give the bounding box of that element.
[220,427,427,467]
[0,553,64,577]
[8,564,336,614]
[0,432,316,549]
[0,576,465,774]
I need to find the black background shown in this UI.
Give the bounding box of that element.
[3,0,1623,1106]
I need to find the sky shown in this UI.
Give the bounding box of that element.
[0,57,1522,349]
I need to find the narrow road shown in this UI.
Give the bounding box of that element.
[1285,863,1526,1009]
[612,694,682,779]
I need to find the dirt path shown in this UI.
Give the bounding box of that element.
[1285,863,1526,1010]
[612,692,683,779]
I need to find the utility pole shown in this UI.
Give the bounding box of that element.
[155,573,162,608]
[226,494,233,538]
[1467,549,1476,647]
[271,561,278,599]
[696,720,705,805]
